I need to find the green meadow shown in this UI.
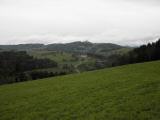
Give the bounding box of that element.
[0,61,160,120]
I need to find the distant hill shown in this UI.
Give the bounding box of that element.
[0,60,160,120]
[46,41,124,54]
[0,41,126,54]
[0,44,44,51]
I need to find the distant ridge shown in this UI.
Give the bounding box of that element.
[0,41,126,54]
[0,44,45,51]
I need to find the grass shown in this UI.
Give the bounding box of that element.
[28,50,73,63]
[28,50,95,65]
[0,61,160,120]
[28,50,96,73]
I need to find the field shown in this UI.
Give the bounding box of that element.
[0,61,160,120]
[28,50,96,72]
[28,50,74,63]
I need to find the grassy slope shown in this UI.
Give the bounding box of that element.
[0,61,160,120]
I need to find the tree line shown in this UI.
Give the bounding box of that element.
[84,39,160,70]
[0,51,59,84]
[111,39,160,66]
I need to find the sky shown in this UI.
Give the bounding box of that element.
[0,0,160,46]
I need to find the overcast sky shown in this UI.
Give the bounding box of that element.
[0,0,160,46]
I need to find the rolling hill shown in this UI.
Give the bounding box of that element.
[45,41,124,54]
[0,41,126,54]
[0,44,44,51]
[0,41,131,74]
[0,61,160,120]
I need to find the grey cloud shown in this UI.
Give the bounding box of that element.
[0,0,160,45]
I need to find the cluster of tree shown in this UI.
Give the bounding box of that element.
[111,39,160,66]
[14,71,66,82]
[87,39,160,70]
[0,51,58,84]
[29,71,66,80]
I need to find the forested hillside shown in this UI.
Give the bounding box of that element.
[110,39,160,66]
[0,51,58,84]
